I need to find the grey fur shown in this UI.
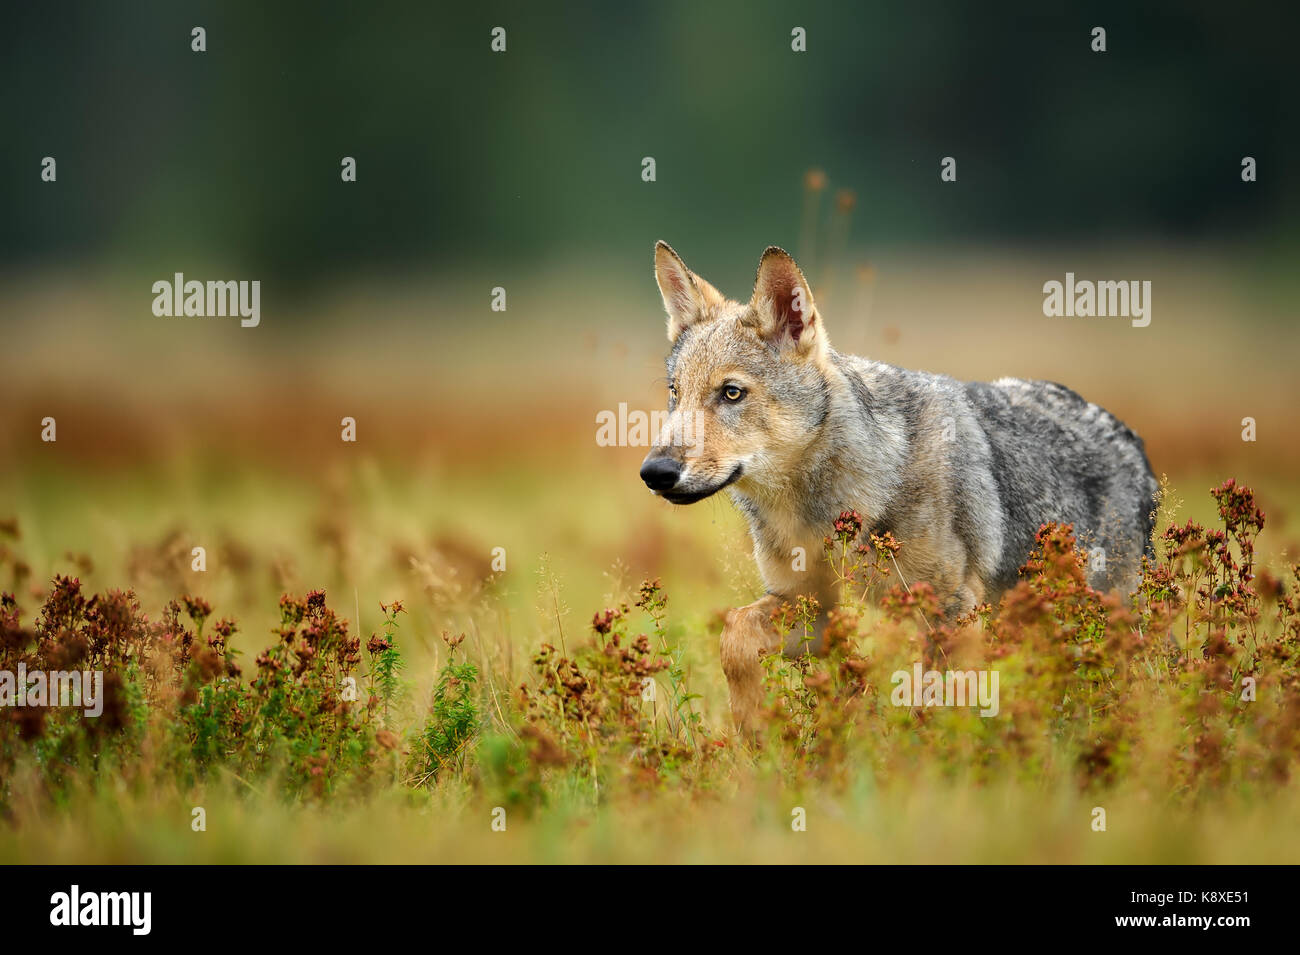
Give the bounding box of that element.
[840,355,1156,595]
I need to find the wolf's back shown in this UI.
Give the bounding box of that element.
[963,377,1158,591]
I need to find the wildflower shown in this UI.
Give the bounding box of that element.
[181,595,212,629]
[833,510,864,543]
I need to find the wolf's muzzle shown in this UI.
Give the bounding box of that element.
[639,456,683,492]
[656,463,743,505]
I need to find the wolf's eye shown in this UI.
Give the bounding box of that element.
[722,385,745,402]
[668,384,678,401]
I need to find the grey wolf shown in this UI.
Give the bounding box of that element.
[639,241,1159,731]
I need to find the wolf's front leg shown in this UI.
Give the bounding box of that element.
[719,594,787,734]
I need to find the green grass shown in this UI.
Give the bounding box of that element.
[3,461,1299,863]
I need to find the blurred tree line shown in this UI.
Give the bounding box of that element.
[3,0,1295,287]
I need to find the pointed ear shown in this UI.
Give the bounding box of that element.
[750,246,825,357]
[654,240,727,342]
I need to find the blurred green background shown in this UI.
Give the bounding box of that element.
[4,0,1297,291]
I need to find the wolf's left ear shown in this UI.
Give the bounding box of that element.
[750,246,825,358]
[655,240,727,342]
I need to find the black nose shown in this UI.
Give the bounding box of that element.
[640,456,682,492]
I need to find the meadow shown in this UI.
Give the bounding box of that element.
[2,250,1298,863]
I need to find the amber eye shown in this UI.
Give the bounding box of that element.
[722,385,745,402]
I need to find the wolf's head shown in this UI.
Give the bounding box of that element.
[639,241,833,505]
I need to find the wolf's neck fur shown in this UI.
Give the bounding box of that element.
[729,351,911,560]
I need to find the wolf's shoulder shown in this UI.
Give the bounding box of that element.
[830,352,960,395]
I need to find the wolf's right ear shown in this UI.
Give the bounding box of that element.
[654,241,726,342]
